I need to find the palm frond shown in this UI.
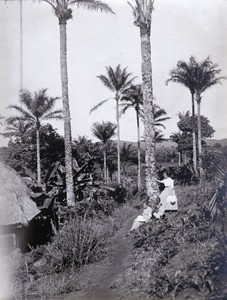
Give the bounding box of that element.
[97,74,115,91]
[92,121,116,144]
[89,98,112,114]
[70,0,114,14]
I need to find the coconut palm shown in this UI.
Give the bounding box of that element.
[8,88,62,183]
[128,0,159,204]
[90,64,136,184]
[92,121,116,183]
[121,84,143,192]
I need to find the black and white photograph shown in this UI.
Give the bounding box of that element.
[0,0,227,299]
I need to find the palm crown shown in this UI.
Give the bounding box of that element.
[43,0,114,23]
[9,89,62,128]
[128,0,154,30]
[167,56,225,101]
[92,121,116,145]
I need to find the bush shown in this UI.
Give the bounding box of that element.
[48,216,113,270]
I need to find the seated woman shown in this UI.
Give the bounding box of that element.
[130,202,152,232]
[153,171,178,219]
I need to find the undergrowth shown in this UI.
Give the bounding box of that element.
[113,183,227,300]
[8,199,137,300]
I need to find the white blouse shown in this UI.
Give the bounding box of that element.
[160,177,174,189]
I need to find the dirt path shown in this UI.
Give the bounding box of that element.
[61,214,137,300]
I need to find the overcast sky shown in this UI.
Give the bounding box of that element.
[0,0,227,147]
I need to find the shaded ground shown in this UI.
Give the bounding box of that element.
[60,212,137,300]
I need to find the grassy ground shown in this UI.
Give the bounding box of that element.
[5,181,227,300]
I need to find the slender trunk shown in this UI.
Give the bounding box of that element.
[103,147,107,182]
[178,152,181,167]
[139,26,159,204]
[36,127,41,183]
[136,110,141,193]
[116,98,121,184]
[196,94,202,176]
[106,167,110,184]
[191,93,197,172]
[59,21,75,206]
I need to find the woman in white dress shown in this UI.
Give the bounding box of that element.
[130,202,152,232]
[153,171,178,219]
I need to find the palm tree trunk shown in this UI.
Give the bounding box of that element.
[36,127,41,183]
[103,147,107,182]
[196,94,202,176]
[116,98,121,184]
[59,21,75,206]
[136,110,141,193]
[191,93,197,173]
[139,26,159,204]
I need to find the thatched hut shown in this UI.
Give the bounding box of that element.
[0,163,40,252]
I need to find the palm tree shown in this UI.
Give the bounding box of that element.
[92,121,116,183]
[141,104,171,139]
[121,84,143,192]
[120,143,137,187]
[13,0,114,205]
[8,88,62,183]
[192,57,225,174]
[121,84,170,192]
[167,56,225,175]
[43,0,114,206]
[166,56,198,172]
[153,104,171,128]
[2,118,33,144]
[73,135,94,159]
[128,0,159,204]
[90,64,136,184]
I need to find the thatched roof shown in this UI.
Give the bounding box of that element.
[0,163,40,227]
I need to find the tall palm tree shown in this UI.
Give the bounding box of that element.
[92,121,116,183]
[128,0,159,204]
[90,64,136,184]
[166,56,198,172]
[8,88,62,183]
[12,0,114,205]
[192,57,225,174]
[121,84,143,192]
[44,0,114,206]
[121,84,170,192]
[167,56,225,175]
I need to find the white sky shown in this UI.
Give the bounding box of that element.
[0,0,227,147]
